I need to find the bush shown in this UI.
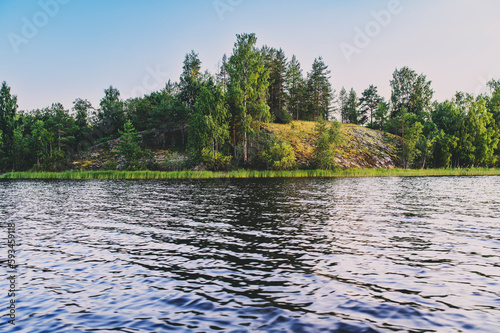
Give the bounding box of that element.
[313,119,344,170]
[261,141,296,170]
[163,151,187,171]
[39,151,70,172]
[201,148,232,171]
[102,160,118,170]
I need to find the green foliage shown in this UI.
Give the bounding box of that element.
[12,125,29,170]
[429,95,499,168]
[96,86,124,137]
[163,151,188,171]
[0,81,18,169]
[1,37,499,173]
[0,130,3,158]
[359,85,383,126]
[188,78,230,159]
[306,57,333,121]
[179,50,203,111]
[263,47,290,123]
[201,148,232,171]
[430,130,457,168]
[373,101,389,130]
[390,67,434,118]
[3,168,500,180]
[119,121,143,169]
[39,150,69,172]
[261,141,296,170]
[102,160,118,171]
[286,55,307,121]
[313,118,343,169]
[402,114,424,169]
[346,88,359,125]
[226,33,271,162]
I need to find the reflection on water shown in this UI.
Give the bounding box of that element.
[1,176,499,332]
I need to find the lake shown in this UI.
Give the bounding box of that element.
[1,176,499,332]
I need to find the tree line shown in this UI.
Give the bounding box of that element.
[339,68,500,168]
[1,33,499,172]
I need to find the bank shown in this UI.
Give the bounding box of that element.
[1,168,500,180]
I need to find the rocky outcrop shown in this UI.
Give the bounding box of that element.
[262,121,402,169]
[72,121,402,171]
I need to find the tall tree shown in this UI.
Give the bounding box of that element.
[374,100,389,130]
[226,33,270,163]
[73,98,92,129]
[12,124,29,170]
[390,67,433,118]
[346,88,359,124]
[359,85,382,126]
[73,98,92,150]
[306,57,333,121]
[119,120,142,169]
[44,103,77,153]
[0,81,18,169]
[338,87,349,123]
[286,55,306,121]
[30,120,51,168]
[216,54,229,93]
[97,86,124,137]
[263,47,289,123]
[188,78,230,157]
[179,50,202,112]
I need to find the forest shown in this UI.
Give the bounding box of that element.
[1,33,499,173]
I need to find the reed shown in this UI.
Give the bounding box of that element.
[1,168,500,180]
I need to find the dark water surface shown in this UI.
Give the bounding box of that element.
[1,176,499,332]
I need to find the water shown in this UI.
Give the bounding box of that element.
[1,176,499,332]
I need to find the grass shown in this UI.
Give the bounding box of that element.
[1,168,500,180]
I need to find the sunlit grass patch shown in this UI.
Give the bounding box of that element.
[1,168,500,180]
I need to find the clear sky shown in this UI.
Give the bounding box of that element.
[1,0,499,112]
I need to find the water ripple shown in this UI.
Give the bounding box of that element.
[1,176,499,332]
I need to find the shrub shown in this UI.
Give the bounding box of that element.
[163,151,187,171]
[102,160,118,170]
[313,118,344,170]
[201,148,232,171]
[261,141,296,170]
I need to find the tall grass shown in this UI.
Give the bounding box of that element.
[1,168,500,180]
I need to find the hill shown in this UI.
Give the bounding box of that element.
[262,121,402,169]
[72,121,402,171]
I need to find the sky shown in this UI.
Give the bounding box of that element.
[1,0,499,113]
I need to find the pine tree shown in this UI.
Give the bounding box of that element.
[286,55,306,121]
[179,50,202,112]
[0,81,18,169]
[338,87,349,123]
[119,120,142,168]
[359,85,382,126]
[346,88,359,124]
[264,47,289,123]
[306,57,333,121]
[216,54,229,93]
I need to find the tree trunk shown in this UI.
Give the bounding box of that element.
[233,123,236,157]
[243,86,248,163]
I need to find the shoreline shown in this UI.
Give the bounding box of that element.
[1,168,500,180]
